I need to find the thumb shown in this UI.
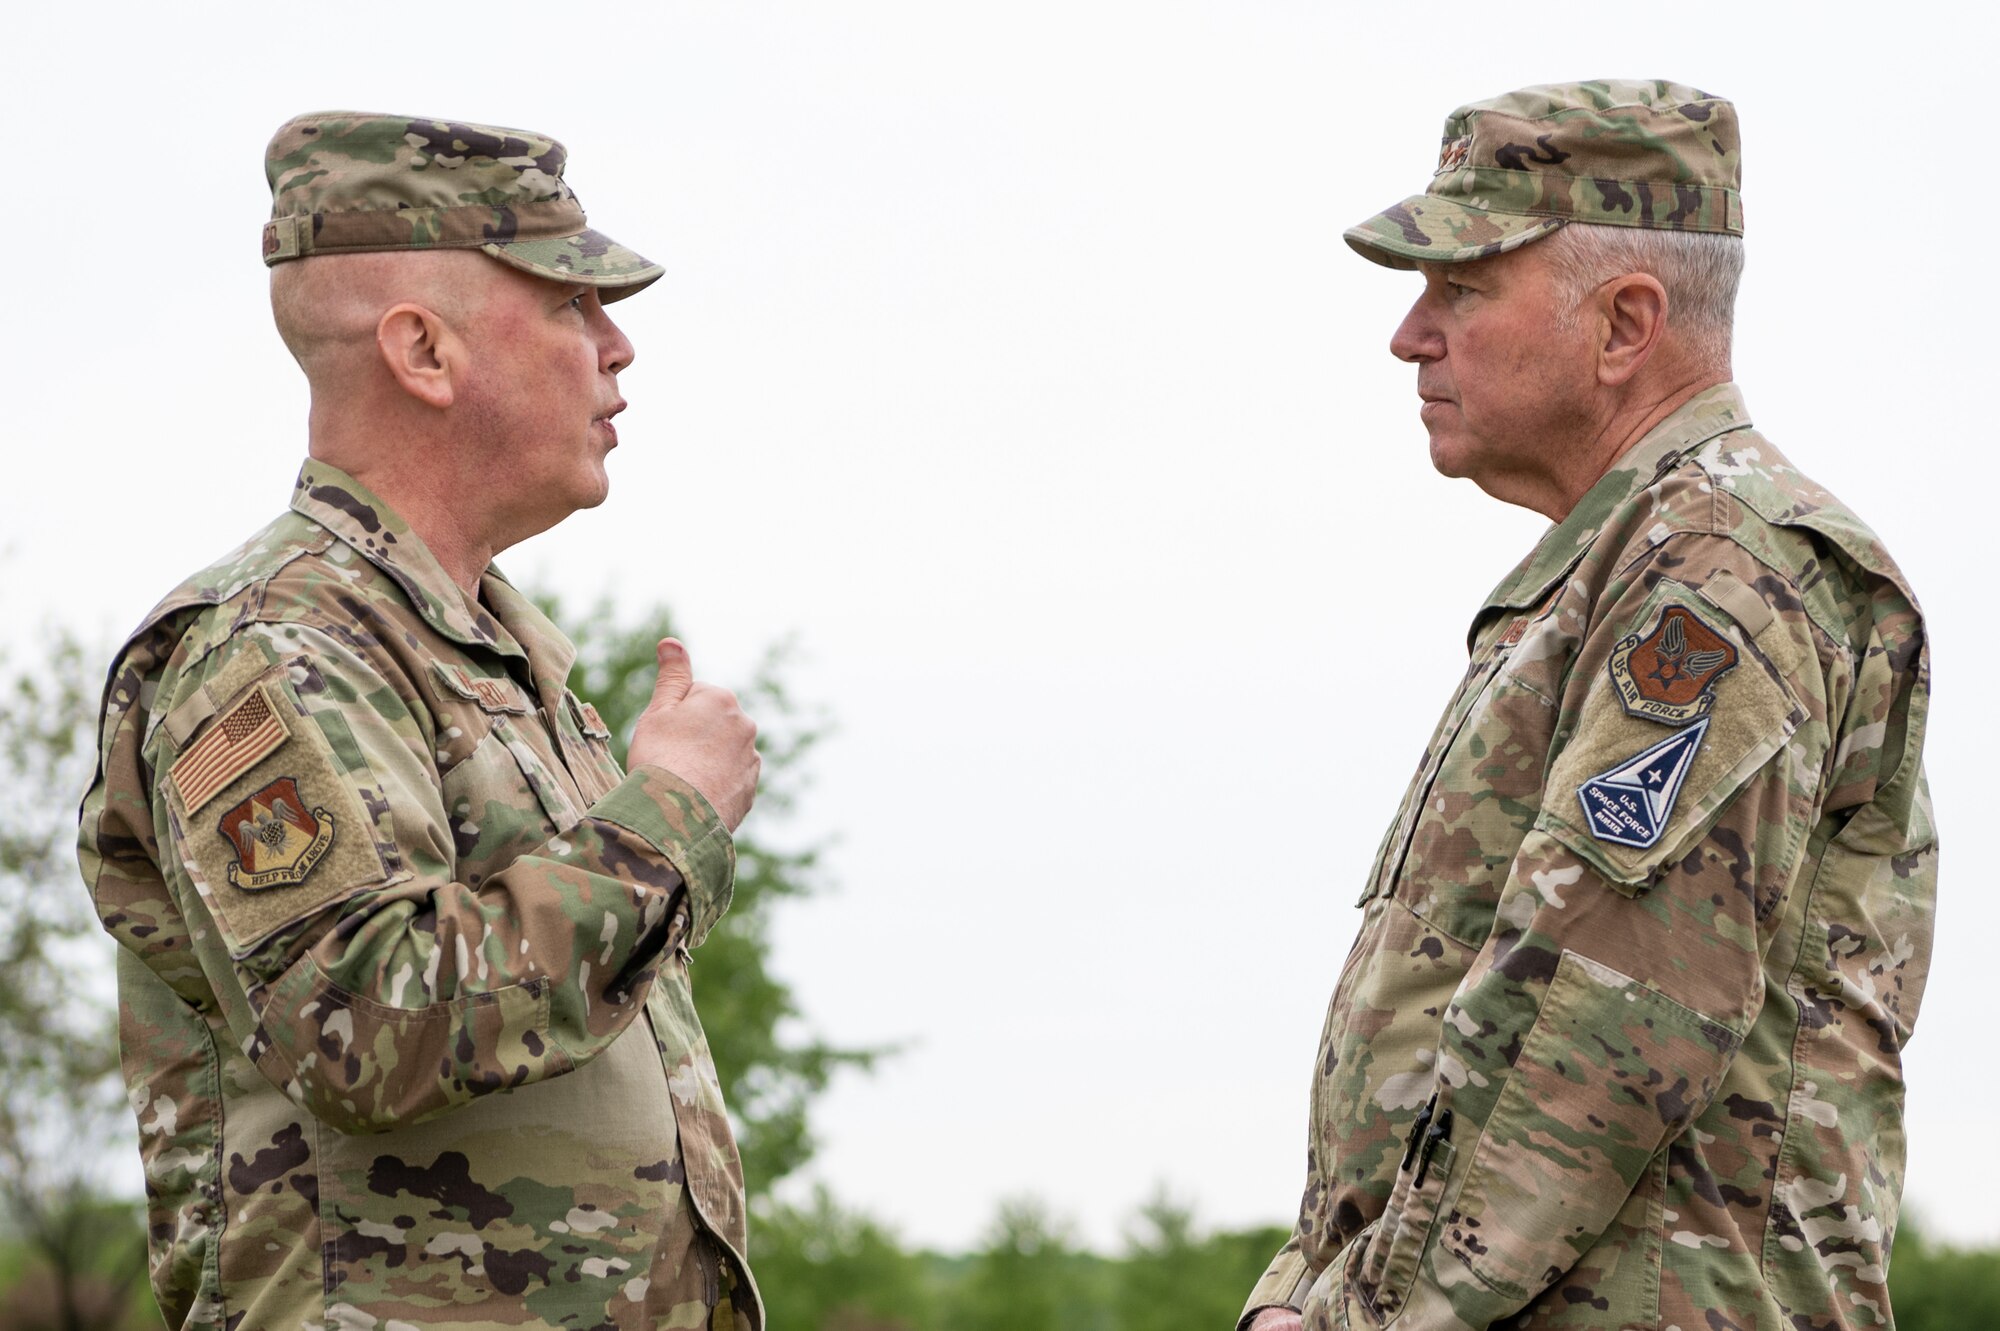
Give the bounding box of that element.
[651,638,694,706]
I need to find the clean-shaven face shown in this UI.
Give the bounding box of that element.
[460,265,635,532]
[1388,243,1597,505]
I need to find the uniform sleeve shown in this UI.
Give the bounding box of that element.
[1325,534,1846,1329]
[143,621,732,1135]
[1240,1234,1313,1326]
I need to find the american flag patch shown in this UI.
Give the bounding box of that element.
[169,685,292,814]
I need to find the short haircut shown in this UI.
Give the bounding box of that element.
[1542,225,1743,370]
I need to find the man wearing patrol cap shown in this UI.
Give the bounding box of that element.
[79,112,765,1329]
[1244,82,1934,1330]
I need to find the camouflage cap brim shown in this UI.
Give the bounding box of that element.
[1344,195,1566,270]
[263,112,664,301]
[480,228,664,302]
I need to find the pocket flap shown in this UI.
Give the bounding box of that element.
[567,691,614,740]
[429,662,531,715]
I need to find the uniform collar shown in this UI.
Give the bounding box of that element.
[290,460,524,658]
[477,572,579,705]
[1480,382,1755,616]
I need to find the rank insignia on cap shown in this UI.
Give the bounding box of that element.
[1606,604,1738,725]
[1577,718,1707,849]
[217,777,337,890]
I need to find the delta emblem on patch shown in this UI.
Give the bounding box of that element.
[217,778,336,890]
[1576,718,1707,849]
[1606,604,1738,725]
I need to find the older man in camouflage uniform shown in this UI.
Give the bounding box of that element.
[79,113,765,1329]
[1243,82,1935,1331]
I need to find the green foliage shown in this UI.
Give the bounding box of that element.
[750,1189,1299,1331]
[948,1198,1114,1331]
[0,630,150,1331]
[1890,1216,2000,1331]
[0,1198,156,1331]
[0,629,119,1149]
[751,1187,942,1331]
[540,592,880,1190]
[1116,1190,1291,1331]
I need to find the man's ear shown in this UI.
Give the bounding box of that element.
[375,303,461,408]
[1596,274,1668,388]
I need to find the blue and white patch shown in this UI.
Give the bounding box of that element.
[1575,718,1707,849]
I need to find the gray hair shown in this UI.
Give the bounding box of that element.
[1542,224,1743,370]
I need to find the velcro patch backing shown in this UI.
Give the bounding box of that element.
[169,669,387,958]
[169,685,291,813]
[1540,576,1803,890]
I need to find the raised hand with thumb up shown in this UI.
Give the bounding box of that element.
[626,638,760,831]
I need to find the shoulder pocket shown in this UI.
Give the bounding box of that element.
[164,662,390,962]
[1537,577,1805,892]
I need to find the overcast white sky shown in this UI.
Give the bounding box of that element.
[5,0,1994,1256]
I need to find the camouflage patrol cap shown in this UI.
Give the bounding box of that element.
[1346,80,1743,270]
[262,111,662,300]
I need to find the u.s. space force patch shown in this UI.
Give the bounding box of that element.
[1576,718,1707,849]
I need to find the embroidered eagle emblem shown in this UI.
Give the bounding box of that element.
[1606,604,1741,725]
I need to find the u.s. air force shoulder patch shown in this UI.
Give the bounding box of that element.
[1606,603,1737,725]
[164,666,386,955]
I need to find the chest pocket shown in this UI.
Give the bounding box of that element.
[557,690,625,804]
[427,662,588,886]
[1368,596,1572,949]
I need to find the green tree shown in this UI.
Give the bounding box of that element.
[947,1197,1114,1331]
[543,592,881,1190]
[1115,1189,1290,1331]
[0,630,149,1331]
[1890,1215,2000,1331]
[750,1186,940,1331]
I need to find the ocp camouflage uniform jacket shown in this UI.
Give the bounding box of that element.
[78,461,762,1331]
[1244,385,1935,1331]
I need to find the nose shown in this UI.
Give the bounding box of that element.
[593,300,635,374]
[1390,285,1444,364]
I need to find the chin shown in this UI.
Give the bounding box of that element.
[1427,435,1474,480]
[573,464,612,510]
